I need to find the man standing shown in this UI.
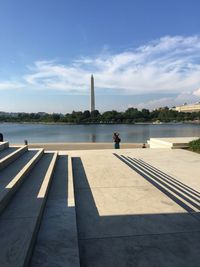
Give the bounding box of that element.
[0,133,3,142]
[113,132,121,149]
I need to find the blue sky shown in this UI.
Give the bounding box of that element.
[0,0,200,113]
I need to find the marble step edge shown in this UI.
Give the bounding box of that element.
[68,156,75,207]
[24,152,58,267]
[0,142,9,151]
[30,155,80,267]
[69,156,81,266]
[0,146,28,171]
[0,149,44,215]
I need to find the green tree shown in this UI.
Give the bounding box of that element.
[52,113,61,122]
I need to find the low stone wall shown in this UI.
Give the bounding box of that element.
[24,142,147,151]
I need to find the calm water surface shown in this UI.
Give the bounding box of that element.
[0,123,200,143]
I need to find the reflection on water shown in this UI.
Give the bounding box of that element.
[0,123,200,143]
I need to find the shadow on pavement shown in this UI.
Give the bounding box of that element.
[72,156,200,267]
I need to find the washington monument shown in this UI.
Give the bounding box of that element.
[90,74,95,112]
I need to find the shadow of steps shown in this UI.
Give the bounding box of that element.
[127,157,200,206]
[30,155,80,267]
[0,152,57,267]
[116,154,200,213]
[0,149,44,214]
[0,145,28,170]
[137,158,200,198]
[0,141,9,151]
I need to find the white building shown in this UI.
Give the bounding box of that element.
[173,102,200,112]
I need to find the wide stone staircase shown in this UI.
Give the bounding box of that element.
[0,141,80,267]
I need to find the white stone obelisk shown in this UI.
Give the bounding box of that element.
[90,74,95,112]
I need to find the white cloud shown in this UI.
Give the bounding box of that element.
[193,87,200,96]
[24,60,90,92]
[133,92,200,110]
[0,81,23,90]
[1,34,200,110]
[22,35,200,97]
[132,97,174,110]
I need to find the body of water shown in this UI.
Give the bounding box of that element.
[0,123,200,143]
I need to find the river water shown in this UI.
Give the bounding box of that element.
[0,123,200,143]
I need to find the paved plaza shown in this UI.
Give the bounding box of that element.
[0,141,200,266]
[68,148,200,267]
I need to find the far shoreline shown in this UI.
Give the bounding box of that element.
[0,121,200,125]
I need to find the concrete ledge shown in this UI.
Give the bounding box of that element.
[0,153,57,267]
[26,142,145,151]
[147,137,199,149]
[37,152,58,199]
[0,142,9,151]
[68,156,76,207]
[25,152,58,267]
[67,156,80,266]
[0,149,44,214]
[30,155,80,267]
[0,145,28,171]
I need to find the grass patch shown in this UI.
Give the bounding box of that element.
[188,138,200,153]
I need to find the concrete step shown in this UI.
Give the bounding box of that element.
[147,139,172,148]
[0,141,9,151]
[117,155,200,212]
[0,147,18,160]
[30,155,80,267]
[0,145,28,171]
[0,152,57,267]
[0,149,44,214]
[147,137,199,149]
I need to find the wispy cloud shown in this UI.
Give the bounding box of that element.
[22,35,200,97]
[1,35,200,110]
[193,87,200,96]
[133,91,200,110]
[24,60,90,92]
[0,81,23,90]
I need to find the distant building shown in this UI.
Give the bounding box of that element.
[172,102,200,113]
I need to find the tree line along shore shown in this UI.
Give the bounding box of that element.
[0,107,200,124]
